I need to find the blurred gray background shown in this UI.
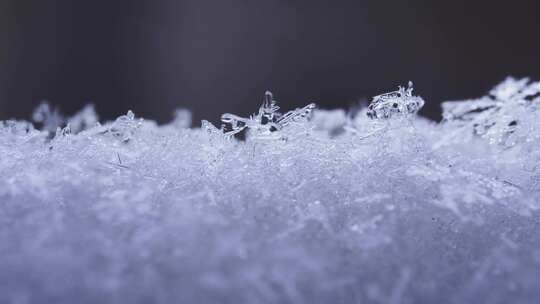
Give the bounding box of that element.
[1,0,539,124]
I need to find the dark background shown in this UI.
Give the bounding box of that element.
[1,0,539,125]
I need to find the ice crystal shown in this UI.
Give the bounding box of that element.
[367,81,424,119]
[1,79,540,304]
[106,110,142,143]
[221,91,315,140]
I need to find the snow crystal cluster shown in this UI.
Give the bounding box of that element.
[1,78,540,304]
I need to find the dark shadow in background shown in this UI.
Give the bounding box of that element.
[1,0,539,125]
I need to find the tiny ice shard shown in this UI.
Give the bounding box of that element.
[221,91,316,139]
[259,90,281,123]
[108,110,141,143]
[220,113,250,136]
[276,102,316,128]
[367,81,424,119]
[201,119,220,134]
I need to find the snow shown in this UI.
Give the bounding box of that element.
[1,78,539,303]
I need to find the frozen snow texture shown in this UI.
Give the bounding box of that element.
[1,79,540,303]
[441,77,540,147]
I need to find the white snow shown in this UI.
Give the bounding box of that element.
[1,78,539,303]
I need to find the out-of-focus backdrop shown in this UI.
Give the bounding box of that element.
[1,0,539,124]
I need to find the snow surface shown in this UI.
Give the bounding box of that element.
[1,78,540,303]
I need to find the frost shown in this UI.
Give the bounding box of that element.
[1,79,540,303]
